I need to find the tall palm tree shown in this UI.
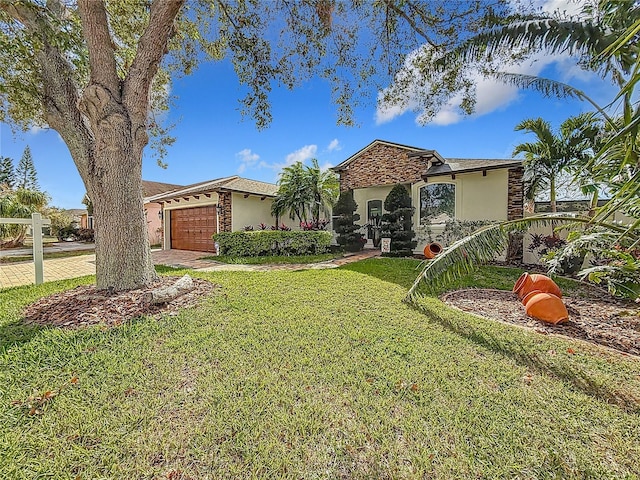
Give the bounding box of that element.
[306,159,339,220]
[514,114,601,214]
[275,160,339,224]
[276,161,312,223]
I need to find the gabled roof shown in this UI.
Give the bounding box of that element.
[142,180,184,198]
[423,158,522,179]
[147,176,278,202]
[332,139,522,177]
[332,139,424,171]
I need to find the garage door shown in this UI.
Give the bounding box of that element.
[170,206,217,252]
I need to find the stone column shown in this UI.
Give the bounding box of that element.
[507,167,524,263]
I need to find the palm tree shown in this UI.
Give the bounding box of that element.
[0,186,48,248]
[306,159,339,220]
[274,160,339,225]
[514,114,601,214]
[276,161,312,223]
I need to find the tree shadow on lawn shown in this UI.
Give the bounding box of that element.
[0,319,49,353]
[410,299,640,413]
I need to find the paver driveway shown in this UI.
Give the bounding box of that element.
[0,249,381,288]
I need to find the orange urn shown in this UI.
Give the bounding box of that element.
[524,292,569,325]
[513,272,562,300]
[521,289,541,306]
[424,242,443,259]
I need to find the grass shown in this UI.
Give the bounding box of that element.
[201,252,342,265]
[0,249,95,264]
[0,260,639,478]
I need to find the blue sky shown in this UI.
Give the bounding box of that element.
[0,1,617,209]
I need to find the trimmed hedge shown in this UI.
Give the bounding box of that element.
[213,230,332,257]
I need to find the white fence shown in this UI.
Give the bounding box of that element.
[0,213,51,285]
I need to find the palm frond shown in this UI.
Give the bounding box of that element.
[405,214,627,302]
[445,17,606,66]
[493,73,613,124]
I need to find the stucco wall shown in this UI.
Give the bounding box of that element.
[144,202,163,246]
[410,170,509,252]
[353,185,395,224]
[230,193,298,231]
[161,193,220,211]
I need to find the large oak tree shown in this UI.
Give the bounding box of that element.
[0,0,510,290]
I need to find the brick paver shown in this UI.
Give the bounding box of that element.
[0,254,96,289]
[0,249,382,289]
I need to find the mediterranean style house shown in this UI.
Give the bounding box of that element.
[332,139,524,253]
[147,176,296,252]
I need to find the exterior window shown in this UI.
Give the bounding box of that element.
[420,183,455,224]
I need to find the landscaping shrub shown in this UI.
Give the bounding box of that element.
[333,190,365,252]
[381,184,416,257]
[213,230,332,257]
[76,228,94,242]
[56,225,78,241]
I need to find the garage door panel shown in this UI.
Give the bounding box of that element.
[170,206,217,252]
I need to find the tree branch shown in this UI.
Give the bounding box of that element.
[77,0,120,96]
[123,0,184,124]
[0,0,94,184]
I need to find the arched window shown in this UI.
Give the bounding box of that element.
[420,183,455,224]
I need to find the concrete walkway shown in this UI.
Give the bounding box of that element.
[0,249,381,289]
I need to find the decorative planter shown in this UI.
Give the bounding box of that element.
[524,292,569,325]
[424,242,443,259]
[520,289,542,306]
[513,272,562,300]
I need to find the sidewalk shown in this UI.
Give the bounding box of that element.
[0,249,382,289]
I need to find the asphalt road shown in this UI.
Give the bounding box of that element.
[0,241,95,257]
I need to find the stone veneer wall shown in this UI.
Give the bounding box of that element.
[506,167,524,263]
[338,143,427,191]
[507,167,524,220]
[218,191,232,232]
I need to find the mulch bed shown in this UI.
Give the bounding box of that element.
[442,288,640,356]
[24,276,218,329]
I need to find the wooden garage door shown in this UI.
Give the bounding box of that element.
[170,206,217,252]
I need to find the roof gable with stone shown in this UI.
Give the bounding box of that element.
[333,139,521,191]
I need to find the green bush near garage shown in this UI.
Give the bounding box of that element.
[213,230,332,257]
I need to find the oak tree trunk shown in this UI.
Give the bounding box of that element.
[81,86,157,290]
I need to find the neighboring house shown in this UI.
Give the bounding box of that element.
[64,209,86,228]
[142,180,184,246]
[332,139,524,253]
[79,180,183,245]
[147,176,297,252]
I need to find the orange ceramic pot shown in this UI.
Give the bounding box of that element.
[521,289,542,306]
[513,272,562,300]
[524,292,569,325]
[424,242,443,259]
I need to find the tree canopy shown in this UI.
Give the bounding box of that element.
[0,0,518,290]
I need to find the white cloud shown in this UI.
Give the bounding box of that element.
[235,148,260,173]
[29,125,46,135]
[327,139,341,152]
[375,0,597,126]
[319,161,334,171]
[284,144,317,166]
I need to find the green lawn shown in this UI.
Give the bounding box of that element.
[202,252,342,265]
[1,260,639,478]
